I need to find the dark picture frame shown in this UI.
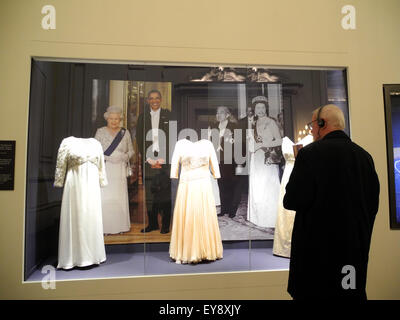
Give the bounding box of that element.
[383,84,400,229]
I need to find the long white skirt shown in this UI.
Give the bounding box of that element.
[247,149,280,228]
[101,161,131,234]
[58,163,106,269]
[273,160,295,257]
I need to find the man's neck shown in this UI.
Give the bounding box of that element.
[318,127,342,140]
[219,119,228,127]
[150,107,161,113]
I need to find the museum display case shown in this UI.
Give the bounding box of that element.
[24,59,349,281]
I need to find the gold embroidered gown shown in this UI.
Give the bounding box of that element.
[169,139,223,264]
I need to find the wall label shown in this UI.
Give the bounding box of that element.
[0,141,15,191]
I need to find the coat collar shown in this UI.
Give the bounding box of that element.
[146,107,168,119]
[323,130,350,141]
[148,107,163,114]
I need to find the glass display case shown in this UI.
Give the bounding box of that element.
[24,59,349,281]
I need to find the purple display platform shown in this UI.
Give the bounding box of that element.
[26,241,289,282]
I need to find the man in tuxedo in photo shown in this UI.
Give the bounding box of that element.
[136,90,172,234]
[209,106,242,218]
[237,104,256,193]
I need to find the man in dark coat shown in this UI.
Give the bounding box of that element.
[136,89,171,234]
[283,104,380,300]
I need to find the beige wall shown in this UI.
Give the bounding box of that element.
[0,0,399,299]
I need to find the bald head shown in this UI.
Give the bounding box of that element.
[311,104,345,140]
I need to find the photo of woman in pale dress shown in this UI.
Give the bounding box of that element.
[95,106,134,234]
[247,97,282,229]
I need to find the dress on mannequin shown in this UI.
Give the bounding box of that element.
[54,137,108,269]
[169,139,223,264]
[273,135,313,258]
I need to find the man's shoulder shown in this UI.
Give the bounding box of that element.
[302,133,372,160]
[160,108,171,120]
[238,116,247,124]
[227,121,238,130]
[300,140,317,153]
[297,138,328,160]
[208,122,218,129]
[301,135,345,154]
[349,140,374,160]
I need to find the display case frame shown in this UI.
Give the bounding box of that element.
[383,84,400,229]
[24,58,350,281]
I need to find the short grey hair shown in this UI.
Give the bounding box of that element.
[104,106,123,120]
[313,104,345,130]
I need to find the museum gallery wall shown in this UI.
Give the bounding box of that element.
[24,60,349,279]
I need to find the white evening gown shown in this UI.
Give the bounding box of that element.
[247,118,281,228]
[169,139,223,264]
[94,127,134,234]
[54,137,108,269]
[273,135,313,257]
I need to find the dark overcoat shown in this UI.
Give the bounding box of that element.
[283,130,379,299]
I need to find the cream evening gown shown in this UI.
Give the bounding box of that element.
[54,137,108,269]
[169,139,223,264]
[273,135,313,257]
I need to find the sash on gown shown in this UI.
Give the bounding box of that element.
[103,128,132,177]
[104,128,126,156]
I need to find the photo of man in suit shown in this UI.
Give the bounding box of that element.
[209,106,242,218]
[136,89,172,234]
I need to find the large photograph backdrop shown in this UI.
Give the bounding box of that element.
[92,81,173,244]
[92,80,284,244]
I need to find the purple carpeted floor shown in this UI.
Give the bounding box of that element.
[26,241,289,282]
